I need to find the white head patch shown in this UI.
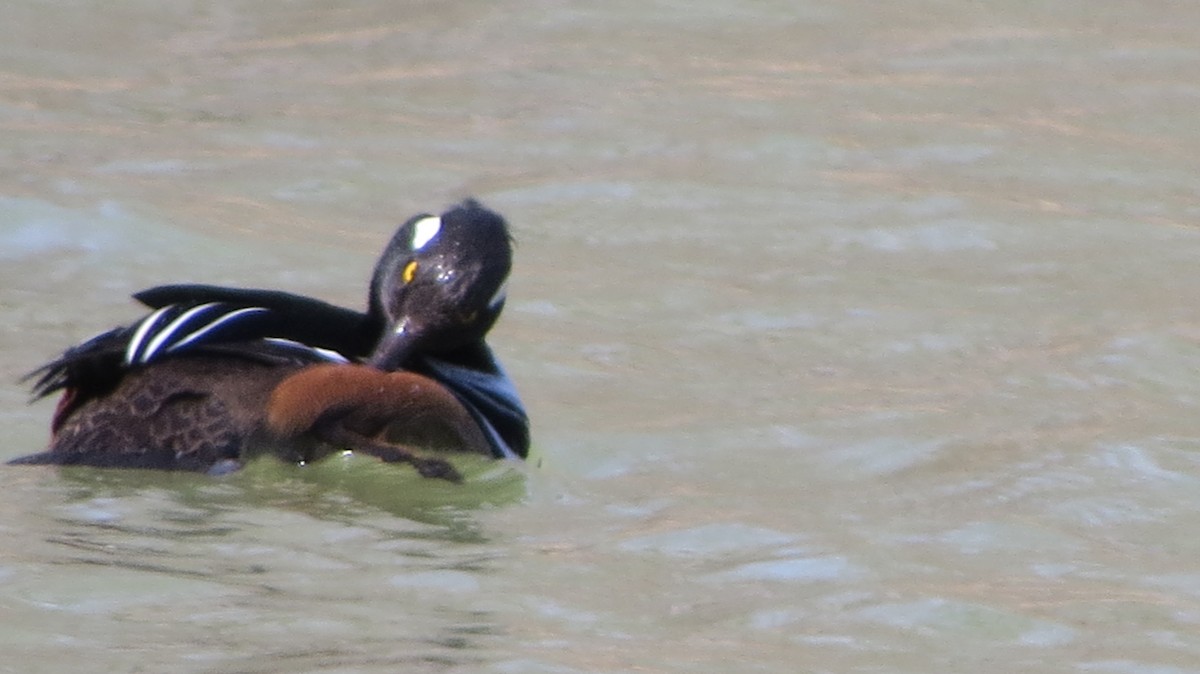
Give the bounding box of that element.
[411,216,442,251]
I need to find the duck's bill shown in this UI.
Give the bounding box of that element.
[367,323,419,371]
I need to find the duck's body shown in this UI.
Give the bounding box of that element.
[10,200,529,479]
[17,356,302,474]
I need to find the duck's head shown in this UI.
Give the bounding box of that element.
[367,199,513,371]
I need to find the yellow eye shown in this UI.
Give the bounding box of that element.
[402,260,418,283]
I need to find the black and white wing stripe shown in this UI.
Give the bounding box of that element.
[26,300,352,401]
[259,338,351,364]
[123,301,355,367]
[124,302,271,365]
[135,283,377,359]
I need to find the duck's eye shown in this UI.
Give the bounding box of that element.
[459,309,478,324]
[402,260,418,284]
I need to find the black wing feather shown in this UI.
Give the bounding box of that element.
[24,326,128,400]
[26,299,347,401]
[135,284,377,357]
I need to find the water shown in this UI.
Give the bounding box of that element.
[3,1,1200,672]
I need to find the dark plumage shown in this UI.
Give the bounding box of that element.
[10,199,529,479]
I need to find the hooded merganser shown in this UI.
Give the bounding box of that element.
[9,200,529,479]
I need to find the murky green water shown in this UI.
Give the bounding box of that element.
[3,1,1200,672]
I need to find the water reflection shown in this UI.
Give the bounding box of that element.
[48,454,528,531]
[5,459,519,672]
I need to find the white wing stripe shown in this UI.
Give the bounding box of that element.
[124,305,175,365]
[164,306,270,356]
[139,302,222,363]
[262,337,351,363]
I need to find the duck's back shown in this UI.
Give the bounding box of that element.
[15,357,302,473]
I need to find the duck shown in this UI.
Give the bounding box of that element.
[9,199,529,480]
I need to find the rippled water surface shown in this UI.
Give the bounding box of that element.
[3,2,1200,672]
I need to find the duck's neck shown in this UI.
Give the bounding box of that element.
[409,340,529,459]
[425,341,496,371]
